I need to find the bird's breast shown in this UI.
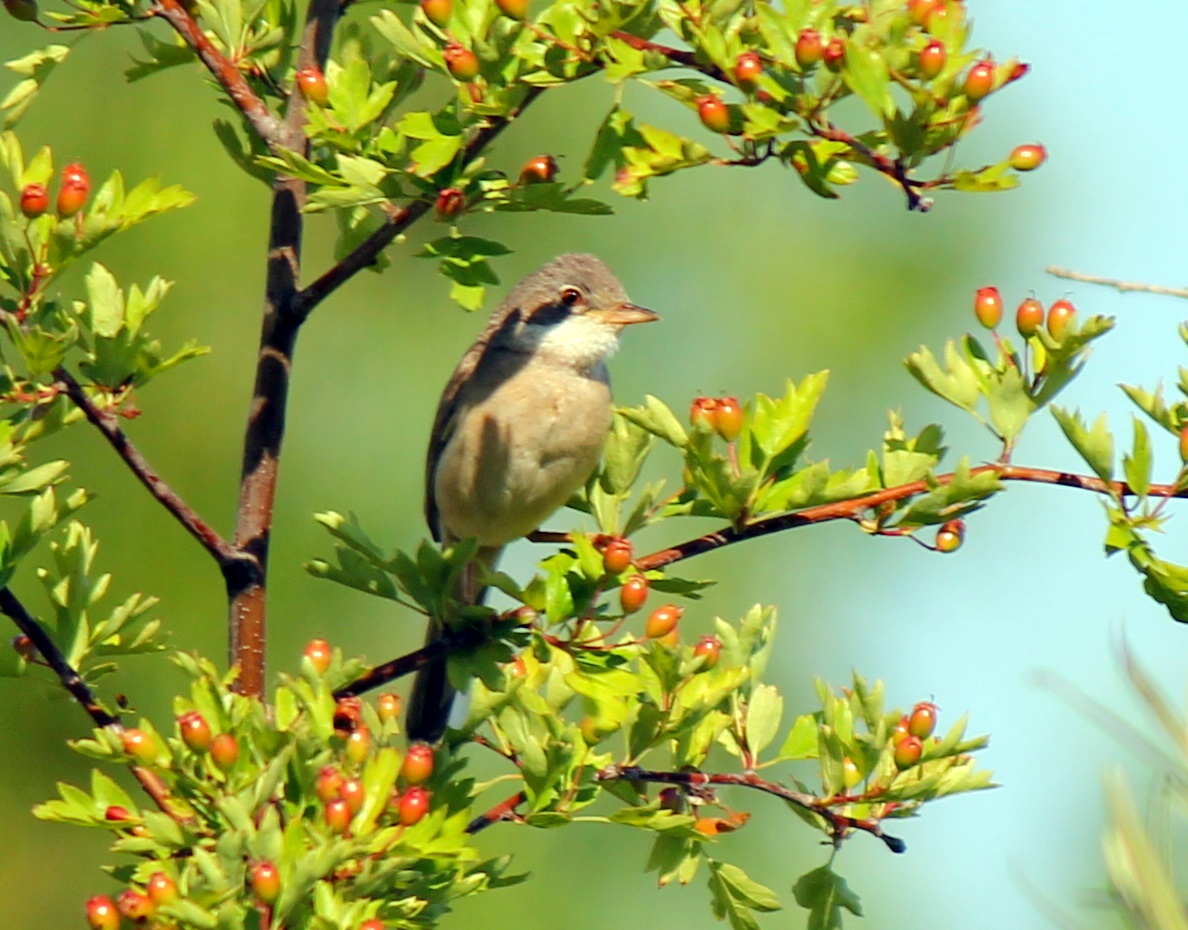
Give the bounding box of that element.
[434,361,613,546]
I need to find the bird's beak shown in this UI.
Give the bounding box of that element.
[587,302,660,326]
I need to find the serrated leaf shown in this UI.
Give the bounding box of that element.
[792,864,863,930]
[1052,407,1114,484]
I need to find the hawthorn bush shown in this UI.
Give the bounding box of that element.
[1,0,1185,928]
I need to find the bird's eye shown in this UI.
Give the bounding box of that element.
[560,286,583,306]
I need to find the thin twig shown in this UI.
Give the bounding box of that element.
[465,790,527,833]
[54,368,240,568]
[332,626,486,699]
[152,0,292,149]
[635,463,1172,571]
[0,588,188,822]
[809,121,930,212]
[1046,267,1188,300]
[597,765,906,852]
[294,86,546,320]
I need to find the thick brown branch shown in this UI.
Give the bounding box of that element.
[0,588,187,822]
[54,368,240,568]
[636,464,1171,571]
[1046,266,1188,300]
[153,0,292,149]
[597,765,905,852]
[294,85,546,320]
[227,0,341,698]
[333,626,486,699]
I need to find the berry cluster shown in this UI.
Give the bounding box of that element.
[890,701,939,769]
[18,161,90,222]
[973,286,1077,342]
[689,395,744,442]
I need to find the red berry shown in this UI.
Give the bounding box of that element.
[210,733,239,771]
[316,765,346,802]
[963,60,994,101]
[19,183,48,219]
[434,186,466,219]
[420,0,450,26]
[3,0,38,20]
[146,872,178,906]
[121,728,159,765]
[823,38,845,72]
[602,537,634,575]
[117,889,155,921]
[696,95,731,134]
[85,895,121,930]
[907,0,938,26]
[304,638,332,673]
[345,725,372,765]
[893,734,923,768]
[519,154,558,184]
[250,862,281,904]
[296,65,329,106]
[10,633,35,660]
[692,635,722,669]
[377,692,402,723]
[1047,298,1076,340]
[841,756,861,789]
[794,29,823,70]
[325,798,352,833]
[619,574,649,614]
[908,701,938,738]
[401,743,435,785]
[690,396,717,429]
[178,710,212,752]
[712,396,743,441]
[1180,424,1188,464]
[918,39,945,80]
[56,178,89,218]
[934,518,964,553]
[399,786,430,826]
[658,786,684,813]
[341,777,365,814]
[105,805,133,822]
[443,42,480,82]
[733,51,763,89]
[360,921,386,930]
[334,695,364,733]
[1009,143,1046,171]
[1015,297,1043,338]
[890,716,910,746]
[645,604,682,639]
[973,286,1002,330]
[494,0,527,17]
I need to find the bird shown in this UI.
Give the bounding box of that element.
[406,254,659,742]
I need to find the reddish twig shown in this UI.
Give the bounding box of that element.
[466,790,528,833]
[294,85,546,320]
[0,587,189,823]
[153,0,292,149]
[635,463,1167,572]
[609,30,724,79]
[54,368,240,569]
[597,765,906,853]
[809,120,930,212]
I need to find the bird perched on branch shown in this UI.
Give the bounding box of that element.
[406,254,659,742]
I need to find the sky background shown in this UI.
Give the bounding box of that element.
[2,2,1187,928]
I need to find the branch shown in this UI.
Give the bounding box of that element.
[636,463,1175,571]
[332,626,486,700]
[609,31,725,79]
[465,790,527,833]
[808,120,931,212]
[152,0,292,149]
[227,0,342,698]
[54,368,240,569]
[598,765,905,852]
[294,85,546,320]
[0,588,187,822]
[1046,266,1188,300]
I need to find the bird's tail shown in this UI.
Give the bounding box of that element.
[405,546,499,743]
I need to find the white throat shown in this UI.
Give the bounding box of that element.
[520,313,621,372]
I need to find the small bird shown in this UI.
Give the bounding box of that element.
[406,254,659,742]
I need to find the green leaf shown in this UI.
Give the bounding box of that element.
[792,864,863,930]
[1122,417,1152,499]
[844,46,893,118]
[2,45,70,127]
[1052,407,1114,484]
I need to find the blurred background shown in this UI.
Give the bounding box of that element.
[2,1,1186,927]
